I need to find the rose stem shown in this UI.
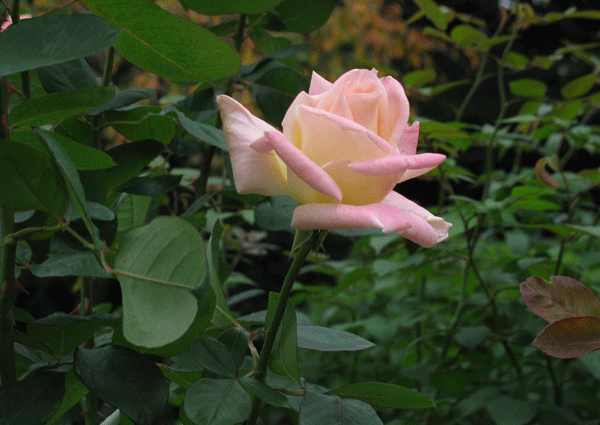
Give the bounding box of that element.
[245,230,324,425]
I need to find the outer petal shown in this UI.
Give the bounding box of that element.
[348,152,446,177]
[395,122,420,156]
[308,71,333,95]
[282,91,319,149]
[216,95,288,196]
[252,131,343,203]
[291,203,412,233]
[382,191,452,247]
[380,76,410,148]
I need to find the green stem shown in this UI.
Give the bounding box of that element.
[9,0,20,23]
[482,0,520,200]
[456,53,491,122]
[0,74,18,390]
[196,14,246,197]
[0,212,17,390]
[80,276,99,425]
[92,46,116,150]
[245,230,323,425]
[1,77,9,141]
[8,0,30,99]
[546,356,562,406]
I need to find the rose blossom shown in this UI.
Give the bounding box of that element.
[0,14,32,31]
[216,69,451,247]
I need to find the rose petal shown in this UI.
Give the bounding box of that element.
[308,71,333,95]
[380,76,410,149]
[282,91,318,148]
[395,122,420,156]
[382,191,452,246]
[294,105,396,164]
[320,160,398,206]
[314,69,381,113]
[291,203,412,233]
[252,130,343,203]
[328,91,355,121]
[348,152,446,177]
[216,95,288,196]
[347,89,381,135]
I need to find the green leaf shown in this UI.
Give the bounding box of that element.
[207,221,234,327]
[114,216,212,350]
[9,86,115,127]
[31,249,113,279]
[403,69,436,88]
[157,364,203,391]
[37,58,98,93]
[413,0,447,31]
[10,130,116,171]
[238,377,289,408]
[105,139,166,192]
[87,88,156,115]
[505,51,529,70]
[218,328,248,369]
[579,350,600,381]
[297,325,375,351]
[183,378,251,425]
[328,382,435,409]
[54,117,94,147]
[486,396,537,425]
[116,194,152,235]
[190,336,238,377]
[518,223,600,238]
[299,390,383,425]
[0,140,68,215]
[532,316,600,358]
[105,107,176,144]
[274,0,337,33]
[509,78,548,98]
[0,15,120,75]
[37,129,99,246]
[81,0,240,82]
[454,326,490,350]
[74,345,169,425]
[255,195,296,231]
[180,0,285,14]
[450,25,488,49]
[250,65,310,126]
[0,371,64,425]
[44,369,89,425]
[520,276,600,324]
[266,292,300,384]
[27,313,97,357]
[561,73,596,99]
[166,106,228,150]
[115,175,182,196]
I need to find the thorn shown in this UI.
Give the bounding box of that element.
[16,280,29,295]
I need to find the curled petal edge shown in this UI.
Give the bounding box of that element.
[251,130,343,203]
[348,153,446,176]
[291,203,412,234]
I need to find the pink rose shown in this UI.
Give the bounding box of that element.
[216,69,451,247]
[0,14,32,31]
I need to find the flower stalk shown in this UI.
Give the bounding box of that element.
[245,229,324,425]
[0,76,18,390]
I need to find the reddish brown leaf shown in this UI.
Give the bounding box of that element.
[531,316,600,358]
[520,276,600,323]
